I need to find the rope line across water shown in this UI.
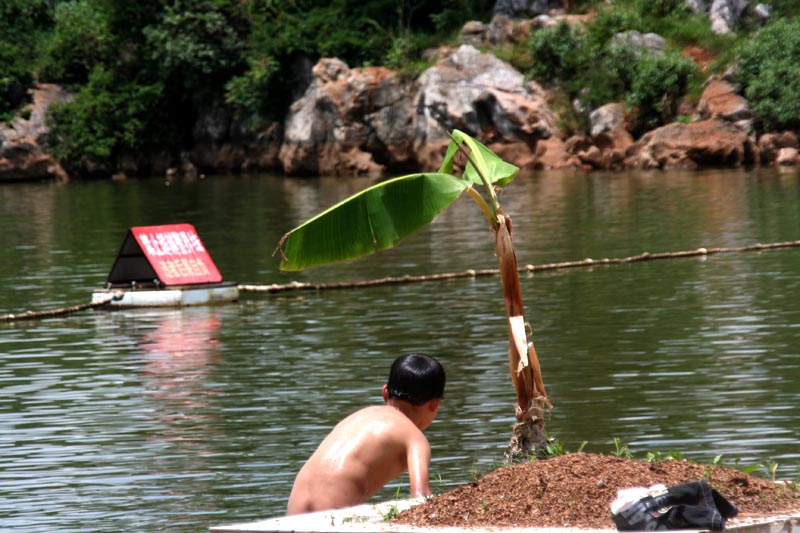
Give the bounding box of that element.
[237,240,800,293]
[0,294,117,323]
[3,240,799,322]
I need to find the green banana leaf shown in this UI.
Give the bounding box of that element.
[277,172,469,271]
[438,129,519,188]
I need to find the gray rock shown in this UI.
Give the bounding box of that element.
[280,58,413,176]
[590,103,627,138]
[0,84,71,182]
[776,147,799,166]
[697,78,753,133]
[279,45,562,175]
[484,15,518,45]
[709,0,749,34]
[688,0,756,34]
[413,45,557,169]
[624,119,755,169]
[460,16,518,47]
[611,31,666,55]
[753,3,771,20]
[1,84,72,145]
[685,0,709,13]
[193,102,232,143]
[460,20,487,46]
[531,14,557,29]
[757,131,798,164]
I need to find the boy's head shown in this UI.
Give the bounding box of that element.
[386,353,445,406]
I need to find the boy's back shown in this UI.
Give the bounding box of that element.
[286,353,445,515]
[286,404,432,515]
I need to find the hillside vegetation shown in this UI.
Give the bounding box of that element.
[2,0,800,177]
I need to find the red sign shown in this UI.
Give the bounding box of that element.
[131,224,222,285]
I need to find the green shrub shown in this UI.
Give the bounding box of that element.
[143,2,249,97]
[585,3,642,48]
[626,50,697,134]
[528,21,589,83]
[579,39,641,110]
[735,18,800,131]
[248,2,388,68]
[384,35,415,71]
[0,0,55,45]
[40,0,111,85]
[240,1,392,117]
[224,54,279,124]
[563,0,605,14]
[0,41,34,121]
[0,0,56,117]
[656,11,733,57]
[382,32,437,79]
[587,0,708,50]
[47,65,162,175]
[580,42,698,134]
[631,0,689,19]
[430,0,495,33]
[527,1,704,136]
[766,0,800,17]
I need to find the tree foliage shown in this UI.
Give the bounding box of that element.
[527,1,699,135]
[529,22,589,83]
[4,0,493,175]
[143,1,249,96]
[40,0,253,175]
[47,65,163,173]
[2,0,800,176]
[734,18,800,131]
[40,0,111,85]
[626,51,696,133]
[229,0,493,118]
[0,0,58,118]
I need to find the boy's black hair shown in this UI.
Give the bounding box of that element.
[386,353,445,406]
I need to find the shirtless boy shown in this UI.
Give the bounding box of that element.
[286,353,446,515]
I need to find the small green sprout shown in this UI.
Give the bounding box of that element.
[612,437,633,459]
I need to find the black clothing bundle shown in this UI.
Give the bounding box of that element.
[611,480,739,531]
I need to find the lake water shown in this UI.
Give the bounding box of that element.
[1,168,799,532]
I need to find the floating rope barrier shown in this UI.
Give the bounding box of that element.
[238,240,800,294]
[2,240,799,322]
[0,294,117,323]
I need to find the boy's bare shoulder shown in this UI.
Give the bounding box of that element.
[333,405,421,434]
[347,405,414,423]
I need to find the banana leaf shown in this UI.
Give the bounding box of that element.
[438,129,519,188]
[277,172,469,271]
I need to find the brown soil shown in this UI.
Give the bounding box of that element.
[395,453,800,530]
[683,46,717,72]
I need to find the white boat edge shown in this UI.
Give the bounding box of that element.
[92,284,239,308]
[209,502,800,533]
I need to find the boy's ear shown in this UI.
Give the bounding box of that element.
[382,384,389,402]
[429,398,442,412]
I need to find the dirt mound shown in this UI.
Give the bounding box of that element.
[395,453,800,529]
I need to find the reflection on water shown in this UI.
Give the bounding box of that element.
[1,168,799,532]
[0,309,230,532]
[138,310,222,450]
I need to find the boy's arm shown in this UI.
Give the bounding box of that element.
[406,437,432,498]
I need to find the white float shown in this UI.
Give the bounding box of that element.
[92,223,239,308]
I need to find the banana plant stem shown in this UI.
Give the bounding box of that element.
[466,187,499,229]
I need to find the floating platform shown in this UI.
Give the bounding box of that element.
[209,499,800,533]
[92,281,239,308]
[93,223,238,308]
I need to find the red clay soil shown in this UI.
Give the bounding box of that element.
[395,453,800,530]
[683,46,717,72]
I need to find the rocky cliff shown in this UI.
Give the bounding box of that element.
[0,84,70,182]
[2,5,798,181]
